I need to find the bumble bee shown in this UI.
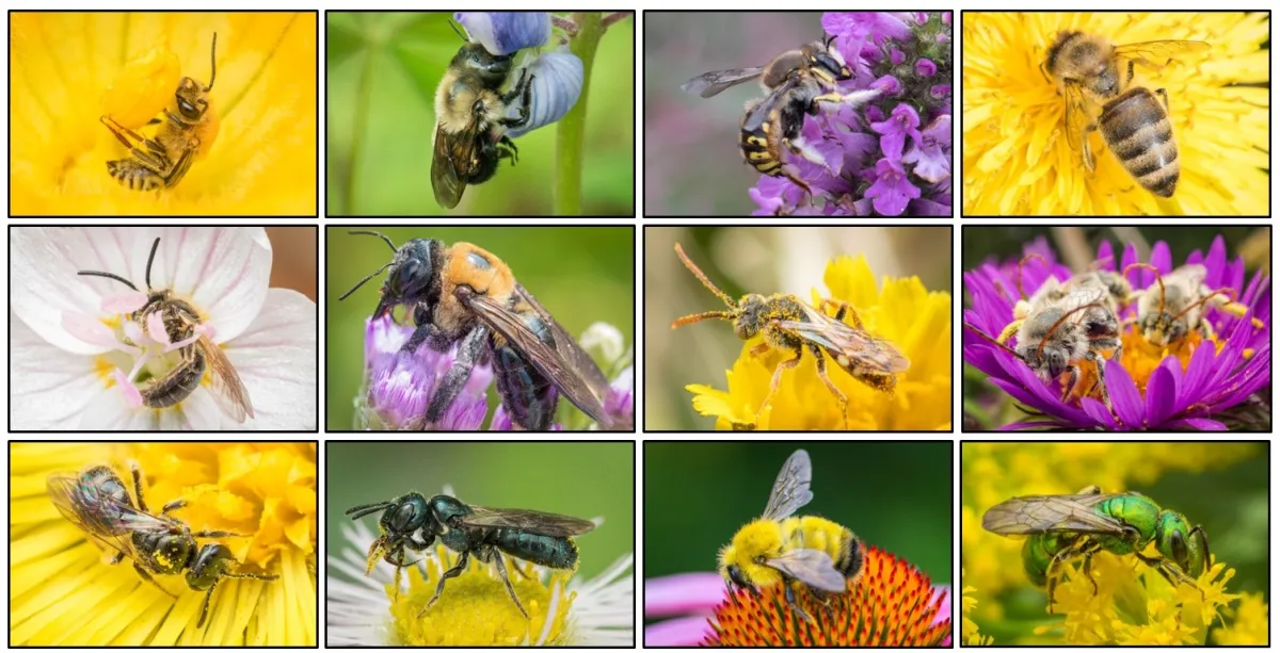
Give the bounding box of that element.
[431,24,535,209]
[1043,31,1209,198]
[101,33,220,191]
[719,449,864,623]
[339,230,626,431]
[76,236,255,422]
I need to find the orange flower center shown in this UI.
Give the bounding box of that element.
[704,547,950,647]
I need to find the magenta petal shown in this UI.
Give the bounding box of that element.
[1204,235,1228,288]
[1081,397,1117,429]
[1170,417,1228,431]
[1120,243,1140,289]
[644,573,726,617]
[1149,240,1172,277]
[646,616,716,647]
[1097,240,1116,271]
[1178,341,1217,405]
[1143,365,1177,426]
[1105,359,1144,428]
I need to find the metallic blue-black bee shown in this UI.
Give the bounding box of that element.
[47,462,277,628]
[345,492,594,618]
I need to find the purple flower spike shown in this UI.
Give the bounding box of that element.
[865,158,920,216]
[964,236,1271,431]
[890,48,907,65]
[915,58,937,77]
[870,104,921,161]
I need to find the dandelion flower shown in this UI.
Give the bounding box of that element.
[10,226,317,430]
[10,11,318,216]
[686,255,950,430]
[964,234,1270,430]
[327,507,633,646]
[9,442,317,646]
[962,12,1269,216]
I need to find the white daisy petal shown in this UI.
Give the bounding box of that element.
[225,288,317,430]
[156,227,271,342]
[10,317,103,430]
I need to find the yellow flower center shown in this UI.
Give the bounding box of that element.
[1117,326,1221,394]
[391,546,576,646]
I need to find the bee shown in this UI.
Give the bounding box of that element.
[968,278,1121,406]
[345,491,595,618]
[338,231,624,431]
[76,236,255,422]
[100,33,220,191]
[48,462,277,628]
[1043,31,1210,198]
[1009,253,1139,319]
[718,449,864,623]
[1130,263,1264,349]
[682,35,875,194]
[671,243,908,430]
[431,22,535,209]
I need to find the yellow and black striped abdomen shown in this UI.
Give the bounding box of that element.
[107,159,164,191]
[739,99,784,177]
[1099,87,1179,198]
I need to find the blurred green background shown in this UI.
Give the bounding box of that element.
[329,442,634,579]
[327,12,635,215]
[326,226,634,430]
[961,226,1271,431]
[645,226,952,430]
[643,442,952,588]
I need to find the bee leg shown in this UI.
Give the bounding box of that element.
[107,551,126,565]
[422,550,470,616]
[1077,539,1103,597]
[1154,87,1170,112]
[198,581,218,628]
[99,115,172,173]
[756,345,803,427]
[783,582,816,624]
[129,460,150,512]
[162,148,197,189]
[1087,351,1114,411]
[820,298,865,330]
[421,325,488,429]
[497,135,519,165]
[747,342,770,358]
[161,498,188,515]
[1081,121,1098,172]
[812,345,849,429]
[1133,550,1202,597]
[1043,539,1089,614]
[133,562,179,598]
[497,69,535,128]
[491,551,531,619]
[190,529,249,538]
[996,319,1025,345]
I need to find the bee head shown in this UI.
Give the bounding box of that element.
[174,77,211,120]
[380,492,434,538]
[1153,511,1205,576]
[453,42,516,91]
[186,542,236,590]
[804,38,852,84]
[734,294,767,340]
[150,532,195,575]
[339,232,444,321]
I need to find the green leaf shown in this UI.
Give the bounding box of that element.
[326,15,365,68]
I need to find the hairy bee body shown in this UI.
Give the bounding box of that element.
[720,515,864,591]
[1043,31,1208,199]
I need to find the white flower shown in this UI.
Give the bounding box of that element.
[328,505,633,646]
[10,226,316,430]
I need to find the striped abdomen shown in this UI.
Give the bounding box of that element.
[140,346,206,408]
[1099,87,1179,198]
[493,529,579,569]
[107,159,164,191]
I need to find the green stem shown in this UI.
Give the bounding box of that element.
[554,12,604,216]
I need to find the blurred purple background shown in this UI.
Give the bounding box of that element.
[644,12,827,215]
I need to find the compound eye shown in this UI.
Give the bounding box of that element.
[390,259,420,297]
[177,95,200,119]
[391,501,419,530]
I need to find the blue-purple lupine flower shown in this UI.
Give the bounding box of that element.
[964,235,1271,431]
[751,11,952,216]
[453,12,583,137]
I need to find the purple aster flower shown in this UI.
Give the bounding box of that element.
[865,157,921,216]
[748,12,951,216]
[964,235,1270,431]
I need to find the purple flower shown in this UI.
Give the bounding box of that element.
[865,158,920,216]
[360,316,492,430]
[964,235,1271,431]
[916,58,937,77]
[902,115,951,183]
[870,103,922,161]
[454,11,550,55]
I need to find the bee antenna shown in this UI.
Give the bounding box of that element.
[344,503,394,519]
[963,322,1023,360]
[77,270,139,292]
[1173,288,1237,321]
[1037,303,1106,358]
[672,310,736,329]
[339,263,394,301]
[1016,253,1049,299]
[145,237,160,290]
[349,230,399,253]
[1122,262,1163,313]
[674,243,736,309]
[448,19,468,42]
[205,33,217,92]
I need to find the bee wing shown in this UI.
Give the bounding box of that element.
[1061,81,1092,154]
[681,66,766,98]
[761,449,814,521]
[779,303,910,374]
[46,473,172,564]
[981,493,1127,535]
[1112,40,1211,68]
[197,335,254,423]
[431,121,478,210]
[762,548,847,593]
[458,505,596,537]
[462,287,616,429]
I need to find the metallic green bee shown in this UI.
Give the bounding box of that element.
[982,485,1209,613]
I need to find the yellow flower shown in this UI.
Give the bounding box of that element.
[9,442,316,646]
[962,583,994,645]
[962,12,1268,215]
[10,12,317,215]
[686,255,951,431]
[1213,591,1269,645]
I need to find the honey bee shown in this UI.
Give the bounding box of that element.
[76,236,255,422]
[100,33,220,191]
[969,279,1121,406]
[671,243,909,430]
[432,23,534,209]
[1043,31,1209,198]
[1130,263,1264,349]
[719,449,864,623]
[339,231,625,431]
[682,35,877,195]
